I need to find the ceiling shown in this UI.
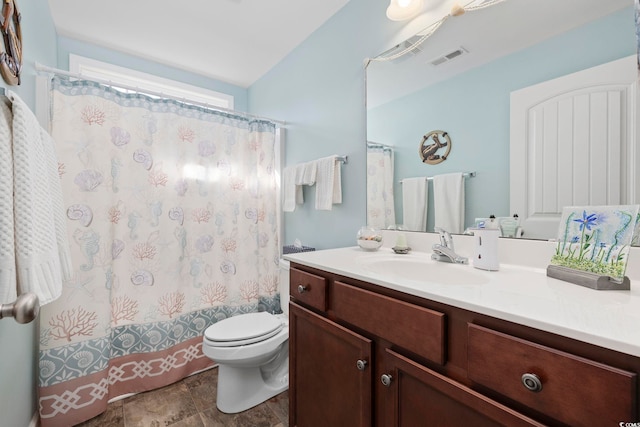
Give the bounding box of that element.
[47,0,351,88]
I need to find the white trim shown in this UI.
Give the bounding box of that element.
[69,54,234,109]
[35,75,51,129]
[275,127,285,256]
[28,410,39,427]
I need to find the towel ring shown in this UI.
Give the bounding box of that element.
[419,130,451,165]
[0,0,22,86]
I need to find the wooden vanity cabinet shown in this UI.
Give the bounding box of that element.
[288,263,640,427]
[289,302,372,427]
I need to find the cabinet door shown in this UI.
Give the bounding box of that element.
[290,302,373,427]
[380,348,545,427]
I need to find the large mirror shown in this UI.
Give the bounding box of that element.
[366,0,638,242]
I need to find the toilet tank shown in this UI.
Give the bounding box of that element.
[278,259,290,315]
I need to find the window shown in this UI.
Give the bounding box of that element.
[69,54,234,109]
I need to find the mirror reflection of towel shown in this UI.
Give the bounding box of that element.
[402,177,427,232]
[433,173,465,234]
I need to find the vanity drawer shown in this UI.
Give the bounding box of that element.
[332,281,445,365]
[290,268,328,312]
[467,324,637,427]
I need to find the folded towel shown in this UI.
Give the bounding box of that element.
[0,92,72,305]
[433,172,465,234]
[283,160,318,212]
[296,161,317,186]
[401,177,428,231]
[282,166,299,212]
[315,155,342,210]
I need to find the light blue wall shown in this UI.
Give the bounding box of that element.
[249,0,403,249]
[57,36,249,112]
[368,7,635,231]
[0,1,58,425]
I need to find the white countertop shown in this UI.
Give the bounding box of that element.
[284,246,640,357]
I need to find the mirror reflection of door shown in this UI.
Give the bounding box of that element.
[510,56,638,240]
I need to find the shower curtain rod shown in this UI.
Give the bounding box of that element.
[34,62,287,127]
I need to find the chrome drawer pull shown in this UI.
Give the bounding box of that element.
[356,359,368,371]
[297,284,308,294]
[381,374,393,387]
[521,373,543,392]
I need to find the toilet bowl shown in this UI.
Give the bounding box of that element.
[201,260,290,414]
[202,311,288,413]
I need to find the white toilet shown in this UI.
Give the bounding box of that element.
[202,259,290,413]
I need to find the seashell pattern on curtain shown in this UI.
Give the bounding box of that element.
[37,76,281,426]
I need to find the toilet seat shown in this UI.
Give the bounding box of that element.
[204,312,284,347]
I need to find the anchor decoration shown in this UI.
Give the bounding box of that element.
[419,130,452,165]
[0,0,21,86]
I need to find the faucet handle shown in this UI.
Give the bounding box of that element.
[434,227,454,250]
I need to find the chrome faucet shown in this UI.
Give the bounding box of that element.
[432,228,468,264]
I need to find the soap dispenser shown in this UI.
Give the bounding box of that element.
[472,228,500,271]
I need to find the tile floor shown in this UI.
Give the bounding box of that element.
[75,367,289,427]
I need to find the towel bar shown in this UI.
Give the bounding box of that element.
[400,171,475,183]
[0,293,40,324]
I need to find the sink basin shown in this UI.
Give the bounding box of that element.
[356,254,490,285]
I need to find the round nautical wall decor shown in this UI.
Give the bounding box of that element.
[419,130,451,165]
[0,0,22,86]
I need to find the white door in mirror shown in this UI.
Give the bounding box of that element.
[510,55,637,240]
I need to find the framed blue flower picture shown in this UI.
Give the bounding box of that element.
[551,205,640,282]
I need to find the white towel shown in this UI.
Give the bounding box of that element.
[283,161,318,212]
[0,92,72,305]
[0,97,15,303]
[315,155,342,210]
[296,161,317,186]
[282,166,298,212]
[433,172,465,234]
[401,177,428,232]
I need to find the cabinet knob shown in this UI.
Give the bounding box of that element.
[381,374,393,387]
[356,359,368,371]
[521,373,543,392]
[297,284,308,294]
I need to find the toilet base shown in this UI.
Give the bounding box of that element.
[216,347,289,414]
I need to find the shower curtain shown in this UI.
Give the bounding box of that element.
[366,143,395,229]
[37,76,281,426]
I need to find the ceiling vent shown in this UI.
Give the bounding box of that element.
[429,47,468,66]
[379,35,424,62]
[401,35,424,56]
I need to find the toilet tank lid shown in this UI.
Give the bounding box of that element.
[204,312,283,342]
